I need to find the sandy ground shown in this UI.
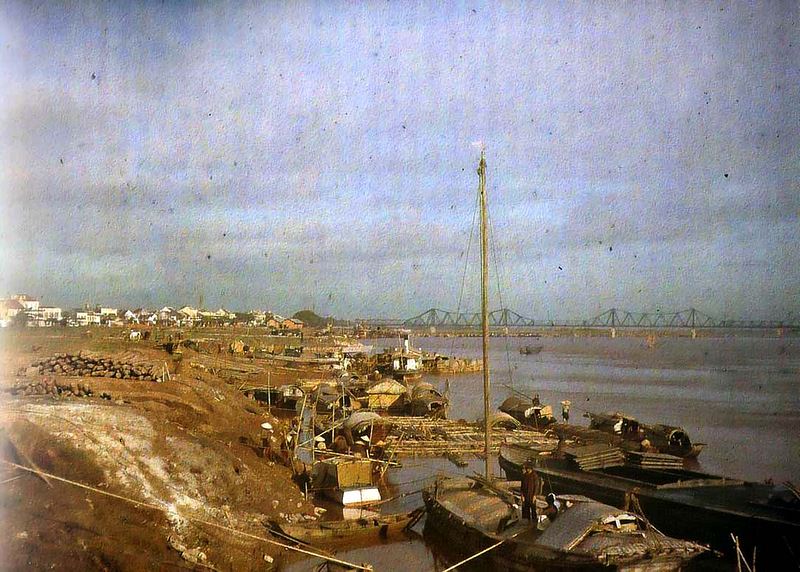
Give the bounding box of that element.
[0,328,317,571]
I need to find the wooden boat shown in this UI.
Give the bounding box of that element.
[519,345,543,355]
[376,333,423,383]
[585,411,705,458]
[251,383,304,411]
[407,382,448,418]
[424,476,707,571]
[499,443,800,568]
[311,384,363,415]
[422,151,706,571]
[499,395,556,428]
[497,442,560,467]
[257,352,343,367]
[270,509,422,545]
[360,379,408,412]
[311,457,381,507]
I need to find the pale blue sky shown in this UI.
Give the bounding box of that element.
[1,1,797,320]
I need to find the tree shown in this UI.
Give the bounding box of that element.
[292,310,331,328]
[11,311,29,328]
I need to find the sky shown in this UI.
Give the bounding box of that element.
[0,1,798,321]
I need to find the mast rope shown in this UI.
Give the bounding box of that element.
[487,209,516,392]
[448,182,481,360]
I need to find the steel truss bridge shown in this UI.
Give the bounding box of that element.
[399,307,798,329]
[403,308,537,327]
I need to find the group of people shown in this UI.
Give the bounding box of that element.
[520,462,561,525]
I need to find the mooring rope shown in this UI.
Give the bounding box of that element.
[1,460,372,571]
[441,528,524,572]
[441,539,505,572]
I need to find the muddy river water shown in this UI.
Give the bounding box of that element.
[285,334,800,571]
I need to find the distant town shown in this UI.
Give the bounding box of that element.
[0,294,308,330]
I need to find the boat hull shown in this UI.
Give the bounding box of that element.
[323,486,381,507]
[276,511,419,544]
[500,454,800,568]
[423,480,698,572]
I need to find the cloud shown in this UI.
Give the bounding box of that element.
[0,1,798,319]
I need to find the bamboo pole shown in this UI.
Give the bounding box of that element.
[478,149,492,480]
[292,394,307,467]
[296,419,346,450]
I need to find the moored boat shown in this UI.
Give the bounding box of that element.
[376,333,423,383]
[585,412,705,459]
[424,476,708,571]
[407,382,448,418]
[360,378,408,412]
[250,383,305,411]
[311,457,381,507]
[499,443,800,567]
[421,151,707,572]
[499,395,556,429]
[270,509,422,545]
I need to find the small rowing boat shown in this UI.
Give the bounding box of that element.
[270,509,423,544]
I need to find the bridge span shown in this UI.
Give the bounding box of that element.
[356,307,799,329]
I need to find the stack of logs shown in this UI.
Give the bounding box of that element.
[563,443,625,470]
[11,378,103,399]
[28,352,164,382]
[626,451,684,469]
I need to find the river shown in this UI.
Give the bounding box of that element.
[285,333,800,571]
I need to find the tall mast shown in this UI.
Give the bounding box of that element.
[478,149,492,480]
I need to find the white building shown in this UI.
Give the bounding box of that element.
[76,311,101,326]
[178,306,200,325]
[0,298,25,327]
[36,307,63,326]
[11,295,39,312]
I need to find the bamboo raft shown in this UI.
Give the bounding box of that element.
[374,416,560,457]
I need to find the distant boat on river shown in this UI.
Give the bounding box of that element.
[519,344,543,355]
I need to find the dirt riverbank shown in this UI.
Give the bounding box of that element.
[0,328,316,571]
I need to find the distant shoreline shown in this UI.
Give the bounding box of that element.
[1,324,796,340]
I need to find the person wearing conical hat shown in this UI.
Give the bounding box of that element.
[561,400,571,423]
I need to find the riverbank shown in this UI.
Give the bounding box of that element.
[0,328,316,571]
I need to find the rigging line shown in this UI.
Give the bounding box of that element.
[449,184,481,358]
[487,208,515,391]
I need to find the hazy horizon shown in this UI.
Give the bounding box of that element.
[1,2,798,321]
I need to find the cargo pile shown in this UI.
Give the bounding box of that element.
[626,451,684,469]
[10,377,105,398]
[27,352,165,382]
[563,443,625,470]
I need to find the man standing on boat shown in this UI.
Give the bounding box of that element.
[521,462,539,521]
[561,400,571,423]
